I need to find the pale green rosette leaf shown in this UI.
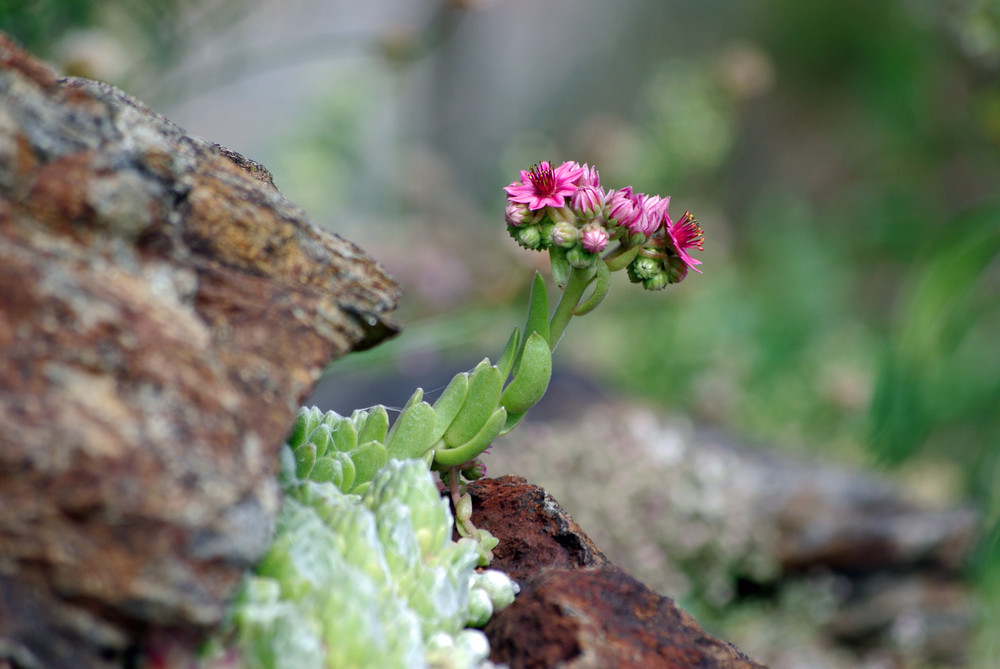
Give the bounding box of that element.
[307,455,340,486]
[356,405,390,444]
[306,423,331,459]
[293,442,316,480]
[348,440,388,494]
[330,416,358,453]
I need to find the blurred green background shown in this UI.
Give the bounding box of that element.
[4,0,999,666]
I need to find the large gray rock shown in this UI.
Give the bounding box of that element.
[0,33,399,669]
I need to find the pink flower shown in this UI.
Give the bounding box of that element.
[665,211,704,272]
[606,187,641,228]
[631,193,667,238]
[505,201,533,227]
[505,161,586,210]
[570,185,605,218]
[574,162,601,188]
[580,222,609,253]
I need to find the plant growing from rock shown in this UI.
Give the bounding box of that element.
[213,161,703,667]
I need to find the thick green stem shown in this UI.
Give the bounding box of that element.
[603,244,640,272]
[548,266,595,350]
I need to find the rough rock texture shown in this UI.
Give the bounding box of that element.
[464,475,609,584]
[468,477,765,668]
[487,567,767,669]
[0,33,399,669]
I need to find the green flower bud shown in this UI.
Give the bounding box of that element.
[627,254,660,282]
[549,204,576,225]
[539,220,555,247]
[565,245,596,269]
[512,224,542,250]
[551,220,579,248]
[643,270,669,291]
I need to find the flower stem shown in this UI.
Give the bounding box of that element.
[548,266,595,350]
[603,244,640,272]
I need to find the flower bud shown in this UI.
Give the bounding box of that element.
[511,224,542,250]
[627,255,660,282]
[579,221,609,254]
[504,201,533,227]
[538,221,555,248]
[565,245,596,269]
[461,459,487,480]
[666,254,690,284]
[606,187,638,227]
[633,193,666,238]
[551,220,579,248]
[576,163,601,188]
[644,272,670,290]
[547,205,576,226]
[570,185,604,219]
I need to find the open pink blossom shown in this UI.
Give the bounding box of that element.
[665,211,704,272]
[505,161,585,210]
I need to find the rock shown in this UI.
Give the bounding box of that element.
[482,401,978,668]
[486,567,767,669]
[467,476,765,668]
[464,475,608,584]
[0,33,399,669]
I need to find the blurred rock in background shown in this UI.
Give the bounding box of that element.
[486,400,977,669]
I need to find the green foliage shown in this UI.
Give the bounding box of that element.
[870,205,1000,466]
[218,457,518,669]
[0,0,94,56]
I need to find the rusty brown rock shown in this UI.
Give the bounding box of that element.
[465,475,608,584]
[467,476,765,668]
[0,33,399,669]
[486,566,767,669]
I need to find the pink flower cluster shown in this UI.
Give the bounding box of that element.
[503,160,704,288]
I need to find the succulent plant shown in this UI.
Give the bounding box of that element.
[213,456,517,669]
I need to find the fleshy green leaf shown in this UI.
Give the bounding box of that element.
[442,360,503,449]
[500,331,552,415]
